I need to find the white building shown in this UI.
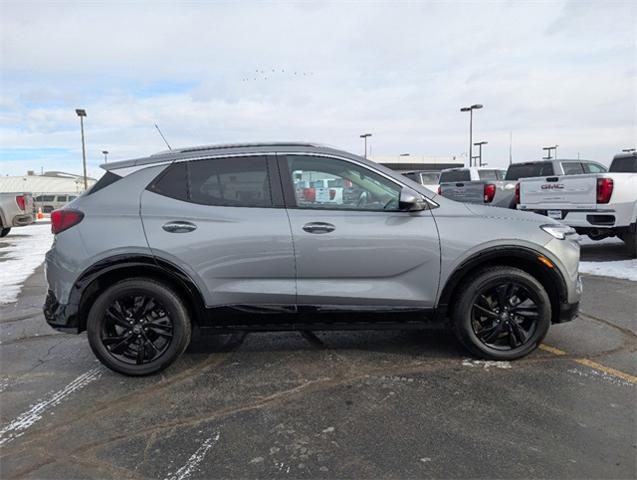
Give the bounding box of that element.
[0,171,96,195]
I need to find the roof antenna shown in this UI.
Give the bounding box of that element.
[155,124,172,150]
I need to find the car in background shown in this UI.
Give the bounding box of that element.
[437,167,515,208]
[34,193,79,214]
[43,142,580,376]
[0,192,34,237]
[505,159,607,181]
[401,170,441,192]
[517,152,637,257]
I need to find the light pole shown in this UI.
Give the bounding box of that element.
[360,133,372,159]
[75,109,88,190]
[460,104,483,167]
[102,150,109,163]
[474,141,488,166]
[542,144,558,160]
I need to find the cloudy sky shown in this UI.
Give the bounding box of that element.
[1,0,635,178]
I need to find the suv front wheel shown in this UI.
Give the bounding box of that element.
[87,278,192,376]
[451,266,551,360]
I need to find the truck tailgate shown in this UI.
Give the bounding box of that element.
[439,181,485,203]
[519,175,597,208]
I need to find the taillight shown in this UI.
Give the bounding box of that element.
[15,195,26,211]
[514,182,520,205]
[596,178,613,204]
[483,183,496,203]
[51,209,84,234]
[437,186,442,195]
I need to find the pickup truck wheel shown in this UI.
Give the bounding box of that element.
[451,267,551,360]
[87,278,192,376]
[622,232,637,258]
[0,227,10,237]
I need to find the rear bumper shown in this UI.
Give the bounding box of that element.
[13,214,34,227]
[43,290,80,333]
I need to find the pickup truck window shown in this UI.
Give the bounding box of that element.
[478,170,498,180]
[440,170,471,182]
[562,162,584,175]
[582,162,607,173]
[505,163,554,180]
[609,156,637,173]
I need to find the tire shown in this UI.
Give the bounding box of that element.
[0,227,10,237]
[87,278,192,376]
[621,232,637,258]
[451,266,551,361]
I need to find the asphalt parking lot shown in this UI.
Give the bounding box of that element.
[1,233,635,479]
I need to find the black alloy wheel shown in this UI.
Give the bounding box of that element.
[101,295,173,365]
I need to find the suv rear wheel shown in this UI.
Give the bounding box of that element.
[87,278,192,376]
[451,266,551,360]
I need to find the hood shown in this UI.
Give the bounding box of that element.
[463,203,559,225]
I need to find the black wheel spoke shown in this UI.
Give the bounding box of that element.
[512,307,539,317]
[480,323,504,343]
[101,294,174,366]
[473,304,499,318]
[508,320,527,347]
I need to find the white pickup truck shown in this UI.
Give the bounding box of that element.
[0,192,35,237]
[517,153,637,257]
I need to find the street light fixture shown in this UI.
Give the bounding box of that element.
[460,104,483,167]
[360,133,372,159]
[75,109,88,190]
[102,150,109,163]
[473,141,488,167]
[542,144,559,160]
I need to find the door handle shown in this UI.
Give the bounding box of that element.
[302,222,335,234]
[162,221,197,233]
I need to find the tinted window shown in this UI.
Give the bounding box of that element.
[88,171,123,195]
[69,195,77,201]
[562,162,584,175]
[286,155,401,211]
[582,162,607,173]
[609,156,637,173]
[505,163,554,180]
[440,170,471,182]
[149,162,188,201]
[478,170,498,180]
[56,195,68,202]
[39,195,55,202]
[189,156,271,207]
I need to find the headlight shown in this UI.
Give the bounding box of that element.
[541,224,576,240]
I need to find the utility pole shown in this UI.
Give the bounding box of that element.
[509,131,513,166]
[75,109,88,190]
[460,104,483,167]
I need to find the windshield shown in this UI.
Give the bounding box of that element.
[505,163,554,180]
[440,169,471,182]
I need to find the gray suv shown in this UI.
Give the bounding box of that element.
[44,143,581,376]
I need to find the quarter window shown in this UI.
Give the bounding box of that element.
[582,162,607,173]
[562,162,584,175]
[286,156,401,211]
[149,162,189,202]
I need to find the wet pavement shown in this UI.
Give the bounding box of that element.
[0,242,635,479]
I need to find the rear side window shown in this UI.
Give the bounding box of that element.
[609,156,637,172]
[505,163,554,180]
[149,162,188,201]
[39,195,55,202]
[562,162,584,175]
[478,170,498,180]
[56,195,68,202]
[150,156,272,207]
[88,171,123,195]
[440,170,471,182]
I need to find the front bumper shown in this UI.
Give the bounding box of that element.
[556,300,579,323]
[43,290,80,333]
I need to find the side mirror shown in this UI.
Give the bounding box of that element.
[399,187,427,211]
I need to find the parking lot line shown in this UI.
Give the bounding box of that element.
[540,343,637,385]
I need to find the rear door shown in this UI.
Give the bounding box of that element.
[279,153,440,309]
[141,155,296,308]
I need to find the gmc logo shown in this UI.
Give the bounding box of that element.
[541,184,565,190]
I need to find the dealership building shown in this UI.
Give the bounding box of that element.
[370,154,464,171]
[0,171,96,195]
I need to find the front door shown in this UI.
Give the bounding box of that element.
[279,154,440,309]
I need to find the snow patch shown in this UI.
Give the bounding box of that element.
[0,223,54,304]
[579,260,637,282]
[0,367,102,445]
[568,368,634,388]
[164,432,220,480]
[462,359,512,370]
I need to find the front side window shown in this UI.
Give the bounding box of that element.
[286,156,401,211]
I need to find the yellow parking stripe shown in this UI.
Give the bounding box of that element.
[540,343,637,385]
[573,358,637,385]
